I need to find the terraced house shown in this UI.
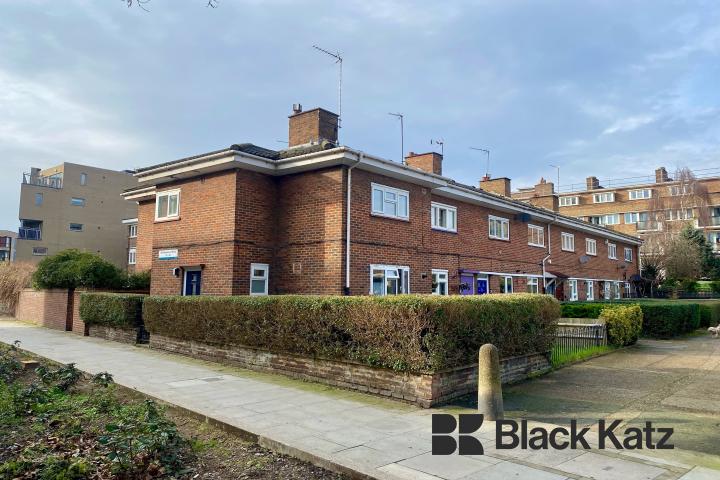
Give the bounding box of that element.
[123,106,641,301]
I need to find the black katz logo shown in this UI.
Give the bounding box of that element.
[431,414,484,455]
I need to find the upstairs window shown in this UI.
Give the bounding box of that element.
[665,208,693,221]
[561,232,575,252]
[586,238,597,255]
[431,269,448,295]
[559,196,579,207]
[371,183,409,220]
[590,214,620,226]
[371,265,409,295]
[128,224,137,238]
[608,243,617,259]
[488,215,509,240]
[628,189,652,200]
[624,247,633,262]
[528,224,545,247]
[156,189,180,221]
[70,197,85,207]
[34,193,43,206]
[669,184,693,196]
[80,173,88,186]
[592,192,615,203]
[69,223,83,232]
[431,202,457,232]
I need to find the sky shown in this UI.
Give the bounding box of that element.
[2,0,719,230]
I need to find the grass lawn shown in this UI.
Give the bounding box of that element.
[0,341,345,479]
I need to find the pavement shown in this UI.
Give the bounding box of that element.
[1,317,719,480]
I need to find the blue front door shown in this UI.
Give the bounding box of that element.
[476,278,488,295]
[184,270,202,296]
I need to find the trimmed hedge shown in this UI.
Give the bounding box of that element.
[600,305,642,347]
[80,293,146,329]
[561,301,701,338]
[698,302,720,328]
[143,294,560,373]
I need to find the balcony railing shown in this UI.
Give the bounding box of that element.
[0,238,10,248]
[18,227,42,240]
[22,173,62,189]
[708,216,720,226]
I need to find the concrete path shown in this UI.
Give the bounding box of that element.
[498,334,720,457]
[1,318,719,480]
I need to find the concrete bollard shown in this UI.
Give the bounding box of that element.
[477,343,504,420]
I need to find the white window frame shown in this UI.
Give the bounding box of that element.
[586,280,594,300]
[669,184,692,196]
[603,282,611,300]
[568,279,578,301]
[488,215,510,241]
[499,276,513,294]
[70,197,86,207]
[32,247,48,256]
[430,202,457,232]
[370,264,410,296]
[80,173,88,186]
[249,263,269,296]
[527,277,539,294]
[614,281,622,299]
[561,232,575,252]
[608,243,617,260]
[528,224,545,247]
[155,189,180,221]
[628,189,652,200]
[559,196,579,207]
[371,183,409,220]
[624,282,631,298]
[431,269,449,295]
[128,247,137,265]
[586,238,597,256]
[128,224,138,238]
[624,247,633,263]
[592,192,615,203]
[665,208,693,221]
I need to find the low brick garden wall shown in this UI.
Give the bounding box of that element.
[88,325,139,345]
[15,288,71,331]
[149,334,551,407]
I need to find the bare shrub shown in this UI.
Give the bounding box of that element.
[0,262,36,313]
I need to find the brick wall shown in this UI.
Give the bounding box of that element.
[149,333,551,408]
[88,325,138,344]
[15,288,70,331]
[134,164,639,297]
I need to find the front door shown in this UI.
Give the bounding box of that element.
[459,274,474,295]
[476,278,488,295]
[183,269,202,296]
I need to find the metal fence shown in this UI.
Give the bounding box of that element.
[554,323,607,355]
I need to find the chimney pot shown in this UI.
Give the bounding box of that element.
[292,103,302,114]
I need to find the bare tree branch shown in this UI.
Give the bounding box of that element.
[123,0,219,10]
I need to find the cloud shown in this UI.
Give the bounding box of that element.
[602,115,657,135]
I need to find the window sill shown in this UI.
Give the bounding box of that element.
[155,217,181,224]
[586,252,597,256]
[432,227,457,234]
[528,243,545,248]
[561,248,575,253]
[370,213,409,222]
[489,236,510,242]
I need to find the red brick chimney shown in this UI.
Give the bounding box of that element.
[288,105,339,147]
[405,152,443,175]
[655,167,669,183]
[586,176,600,190]
[479,176,511,197]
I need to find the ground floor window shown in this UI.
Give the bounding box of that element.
[568,279,578,301]
[614,281,621,299]
[431,269,448,295]
[128,248,136,265]
[250,263,269,295]
[499,276,513,294]
[526,277,539,294]
[624,281,632,298]
[603,282,611,300]
[586,280,594,300]
[371,265,410,295]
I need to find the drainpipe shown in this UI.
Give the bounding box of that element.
[543,219,557,292]
[344,152,363,295]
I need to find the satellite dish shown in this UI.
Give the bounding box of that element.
[579,255,590,264]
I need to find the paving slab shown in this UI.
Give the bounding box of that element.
[2,319,719,480]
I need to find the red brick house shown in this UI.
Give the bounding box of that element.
[123,106,641,300]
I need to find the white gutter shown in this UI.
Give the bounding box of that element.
[345,152,364,294]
